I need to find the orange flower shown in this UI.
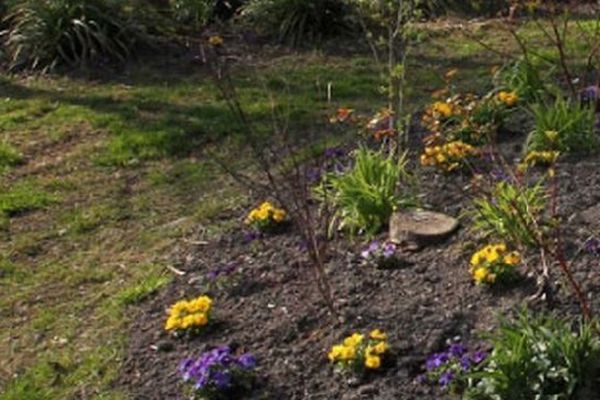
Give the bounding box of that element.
[374,128,395,141]
[329,107,354,123]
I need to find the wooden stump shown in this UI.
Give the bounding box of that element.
[389,210,459,246]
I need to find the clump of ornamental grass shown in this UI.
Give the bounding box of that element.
[314,146,414,236]
[244,201,287,232]
[526,97,598,154]
[470,179,547,249]
[328,329,390,373]
[469,243,521,286]
[165,295,212,336]
[179,346,257,400]
[421,343,487,393]
[1,0,149,70]
[360,240,400,269]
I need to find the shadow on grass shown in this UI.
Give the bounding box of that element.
[0,54,382,165]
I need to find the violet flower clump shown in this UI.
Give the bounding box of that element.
[179,346,257,399]
[584,238,600,256]
[361,241,399,268]
[324,147,345,159]
[421,343,487,392]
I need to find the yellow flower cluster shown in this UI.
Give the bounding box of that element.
[470,244,521,285]
[432,101,453,118]
[245,201,286,226]
[420,141,477,172]
[165,295,212,332]
[497,91,519,107]
[519,150,560,171]
[208,35,224,46]
[328,329,389,371]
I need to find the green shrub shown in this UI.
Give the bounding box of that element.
[526,97,598,153]
[315,147,413,236]
[466,311,600,400]
[241,0,353,46]
[470,180,546,249]
[169,0,212,28]
[1,0,149,70]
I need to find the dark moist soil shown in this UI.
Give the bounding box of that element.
[117,131,600,400]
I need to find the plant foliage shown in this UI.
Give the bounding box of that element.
[526,97,598,153]
[1,0,149,70]
[470,180,546,249]
[315,147,413,236]
[466,311,600,400]
[241,0,353,46]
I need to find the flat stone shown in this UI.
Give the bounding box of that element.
[389,210,459,245]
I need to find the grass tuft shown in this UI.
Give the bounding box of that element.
[0,181,58,216]
[116,274,170,306]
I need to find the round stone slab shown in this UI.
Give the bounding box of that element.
[389,210,459,245]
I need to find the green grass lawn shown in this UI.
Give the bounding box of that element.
[0,18,595,399]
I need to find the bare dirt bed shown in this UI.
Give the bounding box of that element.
[118,133,600,399]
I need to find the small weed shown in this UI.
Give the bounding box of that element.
[116,274,170,306]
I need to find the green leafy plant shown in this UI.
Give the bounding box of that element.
[315,147,413,236]
[169,0,212,28]
[495,59,551,104]
[1,0,149,70]
[526,97,598,153]
[351,0,424,152]
[466,311,600,400]
[240,0,353,46]
[470,180,547,249]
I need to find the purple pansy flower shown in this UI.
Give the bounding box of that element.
[426,352,449,370]
[459,355,472,371]
[471,350,488,364]
[211,371,232,389]
[179,346,257,395]
[382,242,396,259]
[449,343,466,357]
[439,370,455,387]
[238,353,257,369]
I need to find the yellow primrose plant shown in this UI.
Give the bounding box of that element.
[165,295,212,336]
[328,329,390,373]
[469,243,521,285]
[245,201,287,232]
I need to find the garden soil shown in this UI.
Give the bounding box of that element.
[118,133,600,399]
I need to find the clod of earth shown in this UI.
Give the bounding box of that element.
[389,210,459,246]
